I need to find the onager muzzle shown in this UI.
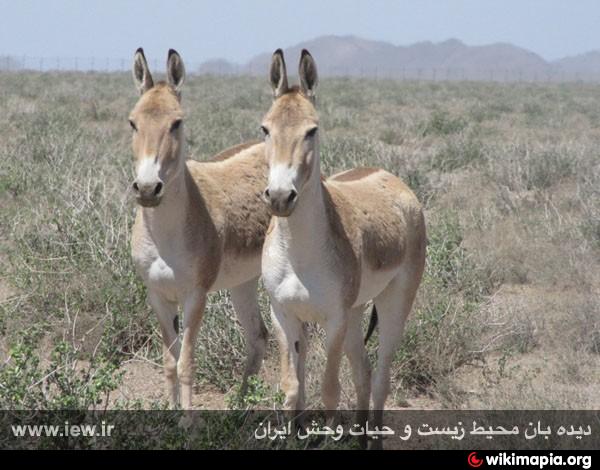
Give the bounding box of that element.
[263,185,298,217]
[132,178,164,207]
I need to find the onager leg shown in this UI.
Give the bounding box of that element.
[322,315,348,423]
[343,306,371,449]
[270,303,305,415]
[371,270,419,449]
[230,278,268,395]
[178,290,207,410]
[148,290,181,407]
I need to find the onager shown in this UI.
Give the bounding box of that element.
[260,49,426,447]
[129,48,270,409]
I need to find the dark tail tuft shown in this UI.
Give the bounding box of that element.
[364,305,378,344]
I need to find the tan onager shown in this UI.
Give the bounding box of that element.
[129,48,269,410]
[260,49,426,448]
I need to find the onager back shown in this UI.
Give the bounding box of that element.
[260,49,426,448]
[128,49,270,410]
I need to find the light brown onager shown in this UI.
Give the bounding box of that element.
[129,48,270,411]
[260,49,426,448]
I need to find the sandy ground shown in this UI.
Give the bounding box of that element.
[112,279,600,412]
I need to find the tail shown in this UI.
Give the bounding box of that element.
[364,305,378,344]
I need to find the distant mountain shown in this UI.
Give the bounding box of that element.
[197,58,240,76]
[197,35,600,82]
[553,51,600,78]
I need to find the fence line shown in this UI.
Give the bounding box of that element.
[0,55,597,83]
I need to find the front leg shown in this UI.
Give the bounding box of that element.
[148,290,181,407]
[343,306,371,449]
[270,303,306,416]
[322,313,348,423]
[178,289,207,410]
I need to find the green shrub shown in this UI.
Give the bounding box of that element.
[421,110,467,136]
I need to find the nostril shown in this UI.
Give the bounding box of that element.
[154,182,163,196]
[287,190,297,204]
[132,182,139,192]
[264,188,270,199]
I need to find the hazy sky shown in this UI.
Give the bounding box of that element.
[2,0,600,65]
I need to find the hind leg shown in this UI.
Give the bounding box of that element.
[230,278,268,396]
[322,313,348,423]
[343,305,371,449]
[371,268,421,449]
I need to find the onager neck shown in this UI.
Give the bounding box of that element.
[275,157,328,252]
[140,159,193,242]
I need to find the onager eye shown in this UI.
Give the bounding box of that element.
[260,125,270,137]
[170,119,182,132]
[305,127,318,139]
[129,120,137,132]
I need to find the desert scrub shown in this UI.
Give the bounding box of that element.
[226,375,284,410]
[430,134,486,172]
[0,74,153,401]
[320,135,377,173]
[486,143,577,192]
[0,328,123,409]
[194,291,248,392]
[389,210,487,392]
[420,109,467,137]
[193,285,274,393]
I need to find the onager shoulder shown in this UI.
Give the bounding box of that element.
[326,168,423,272]
[187,141,270,257]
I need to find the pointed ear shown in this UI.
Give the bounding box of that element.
[299,49,318,101]
[269,49,288,99]
[167,49,185,93]
[132,48,154,95]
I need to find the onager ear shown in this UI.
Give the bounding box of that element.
[167,49,186,94]
[299,49,318,101]
[270,49,288,99]
[132,48,154,95]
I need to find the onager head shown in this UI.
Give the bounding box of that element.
[261,49,319,217]
[129,48,186,207]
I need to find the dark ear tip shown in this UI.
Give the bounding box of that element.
[301,49,312,58]
[168,49,179,58]
[135,47,145,56]
[273,48,284,57]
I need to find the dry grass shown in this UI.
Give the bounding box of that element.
[0,72,598,411]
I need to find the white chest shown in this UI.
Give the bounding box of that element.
[262,238,341,322]
[133,238,196,303]
[148,256,176,285]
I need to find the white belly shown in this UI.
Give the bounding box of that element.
[353,263,400,307]
[210,250,261,291]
